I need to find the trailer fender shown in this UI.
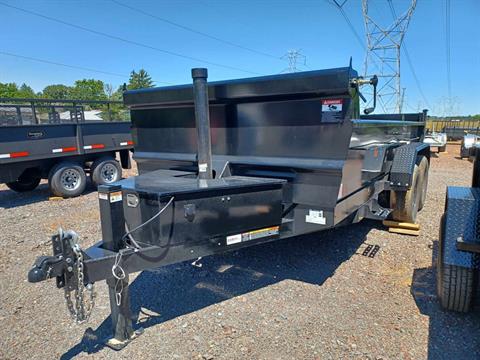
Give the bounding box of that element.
[441,186,480,269]
[389,142,429,190]
[120,149,131,169]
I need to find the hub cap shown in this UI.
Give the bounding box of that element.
[100,163,118,183]
[61,168,82,190]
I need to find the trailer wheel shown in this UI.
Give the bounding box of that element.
[438,145,447,153]
[6,171,41,192]
[390,163,420,223]
[91,157,122,186]
[437,214,475,312]
[417,156,429,211]
[48,162,87,198]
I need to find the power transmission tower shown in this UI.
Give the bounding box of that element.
[281,49,307,73]
[362,0,417,113]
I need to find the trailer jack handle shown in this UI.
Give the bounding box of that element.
[352,75,378,115]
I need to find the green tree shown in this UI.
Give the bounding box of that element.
[70,79,107,101]
[17,83,36,98]
[127,69,154,90]
[0,82,19,98]
[42,84,72,99]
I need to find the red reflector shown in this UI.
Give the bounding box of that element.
[91,144,105,149]
[11,151,29,158]
[62,147,77,152]
[127,141,134,146]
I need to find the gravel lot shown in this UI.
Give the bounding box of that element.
[1,144,479,360]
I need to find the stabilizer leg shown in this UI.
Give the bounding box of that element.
[105,275,143,350]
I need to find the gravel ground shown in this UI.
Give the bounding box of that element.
[0,144,479,360]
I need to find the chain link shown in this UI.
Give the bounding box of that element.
[62,231,95,323]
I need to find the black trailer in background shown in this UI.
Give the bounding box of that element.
[28,66,430,349]
[0,98,133,197]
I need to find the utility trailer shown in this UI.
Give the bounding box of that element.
[28,66,430,349]
[0,98,133,197]
[437,147,480,312]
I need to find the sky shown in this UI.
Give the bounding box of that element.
[0,0,478,116]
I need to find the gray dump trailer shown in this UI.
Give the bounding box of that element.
[28,66,430,349]
[0,99,133,197]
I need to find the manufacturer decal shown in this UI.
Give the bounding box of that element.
[28,131,44,139]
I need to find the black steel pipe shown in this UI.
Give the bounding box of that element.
[191,68,213,180]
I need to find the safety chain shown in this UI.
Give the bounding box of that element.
[63,231,95,323]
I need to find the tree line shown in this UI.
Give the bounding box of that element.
[0,69,154,101]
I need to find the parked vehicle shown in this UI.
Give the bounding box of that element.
[424,131,447,153]
[437,146,480,312]
[460,133,480,159]
[0,98,133,197]
[28,66,430,349]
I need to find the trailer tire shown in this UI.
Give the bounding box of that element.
[390,163,421,223]
[437,214,475,312]
[417,156,429,211]
[48,162,87,198]
[438,145,447,153]
[91,157,122,186]
[6,171,41,192]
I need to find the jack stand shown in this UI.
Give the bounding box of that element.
[105,276,143,350]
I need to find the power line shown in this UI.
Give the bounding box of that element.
[0,51,124,78]
[111,0,282,61]
[0,50,173,85]
[0,1,261,76]
[445,0,452,99]
[326,0,365,51]
[388,1,431,110]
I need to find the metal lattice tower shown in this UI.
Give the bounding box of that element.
[281,49,307,73]
[362,0,417,113]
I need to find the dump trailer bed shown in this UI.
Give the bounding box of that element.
[0,99,133,197]
[28,66,430,349]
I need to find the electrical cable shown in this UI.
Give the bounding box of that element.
[122,196,175,248]
[111,0,282,61]
[0,2,261,76]
[112,195,174,306]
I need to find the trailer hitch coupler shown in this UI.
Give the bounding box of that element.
[192,68,213,180]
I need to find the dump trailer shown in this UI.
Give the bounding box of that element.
[28,66,430,349]
[0,98,133,197]
[437,147,480,312]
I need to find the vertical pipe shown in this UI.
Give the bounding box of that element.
[191,68,213,180]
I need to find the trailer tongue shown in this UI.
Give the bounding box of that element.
[28,65,429,349]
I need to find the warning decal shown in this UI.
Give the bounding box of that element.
[321,98,344,123]
[226,226,280,245]
[321,99,343,112]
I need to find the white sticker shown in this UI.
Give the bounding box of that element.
[110,191,123,203]
[198,163,208,172]
[226,234,242,245]
[306,209,327,225]
[98,193,108,200]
